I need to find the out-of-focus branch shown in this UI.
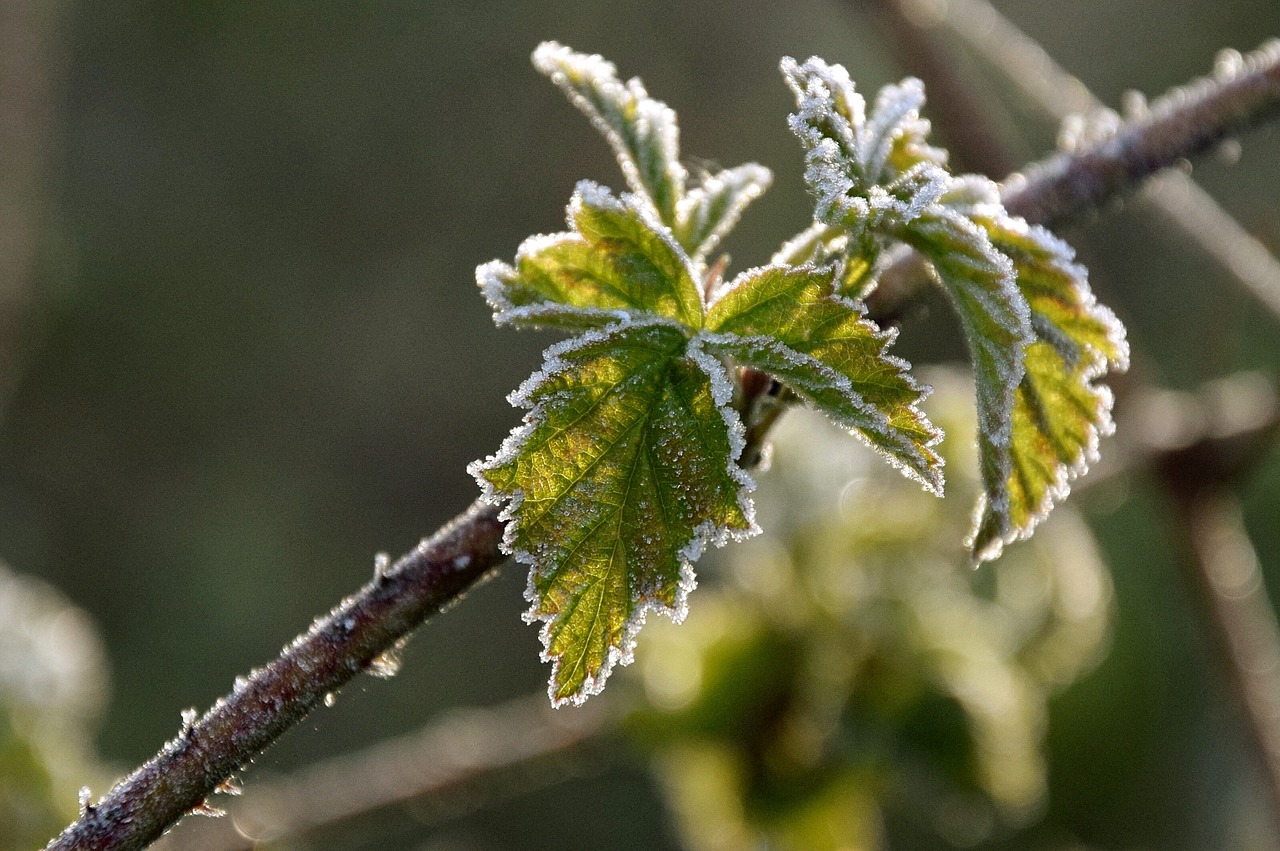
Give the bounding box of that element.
[1168,493,1280,831]
[155,694,612,850]
[1150,375,1280,837]
[859,0,1019,177]
[904,0,1280,324]
[1089,373,1279,492]
[0,0,60,413]
[46,42,1280,851]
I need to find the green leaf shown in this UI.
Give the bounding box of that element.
[479,181,705,331]
[899,206,1033,554]
[701,264,944,492]
[673,163,773,267]
[963,209,1129,560]
[782,58,952,237]
[471,322,756,705]
[534,42,686,225]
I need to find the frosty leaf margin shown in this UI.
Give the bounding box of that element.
[471,173,942,704]
[779,54,1128,561]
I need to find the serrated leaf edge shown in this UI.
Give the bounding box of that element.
[468,319,759,707]
[967,216,1129,562]
[676,162,774,267]
[694,327,944,496]
[477,181,705,330]
[533,41,685,223]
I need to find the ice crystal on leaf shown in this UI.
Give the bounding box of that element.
[781,56,1127,561]
[533,42,772,272]
[473,44,943,706]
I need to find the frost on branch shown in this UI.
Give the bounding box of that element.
[781,57,1126,560]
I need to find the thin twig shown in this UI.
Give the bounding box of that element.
[45,45,1280,851]
[915,0,1280,324]
[155,694,612,850]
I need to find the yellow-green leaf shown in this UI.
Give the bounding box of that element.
[673,163,773,267]
[966,212,1129,560]
[478,181,704,331]
[901,207,1033,544]
[534,42,686,225]
[702,264,944,492]
[471,322,756,705]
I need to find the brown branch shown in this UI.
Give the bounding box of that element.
[915,0,1280,325]
[866,38,1280,321]
[46,502,506,851]
[999,38,1280,226]
[45,42,1280,851]
[155,694,611,850]
[1153,377,1280,836]
[858,0,1019,177]
[1169,494,1280,838]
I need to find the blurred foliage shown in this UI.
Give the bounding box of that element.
[628,371,1113,849]
[0,562,107,850]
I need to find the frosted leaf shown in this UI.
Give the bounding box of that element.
[965,212,1128,560]
[772,222,844,266]
[781,56,865,169]
[674,163,773,267]
[478,181,704,331]
[777,57,1129,561]
[534,42,686,224]
[471,321,755,705]
[899,205,1033,549]
[782,59,948,222]
[864,77,947,184]
[703,263,943,492]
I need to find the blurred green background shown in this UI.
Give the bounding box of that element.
[1,0,1278,848]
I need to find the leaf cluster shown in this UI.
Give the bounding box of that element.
[472,44,1126,706]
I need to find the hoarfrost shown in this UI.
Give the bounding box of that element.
[532,42,686,223]
[368,637,408,679]
[675,162,773,266]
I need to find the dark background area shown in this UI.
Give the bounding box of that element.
[1,1,1279,847]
